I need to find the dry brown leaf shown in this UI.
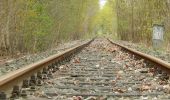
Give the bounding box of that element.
[73,96,83,100]
[149,68,155,73]
[114,88,126,93]
[59,65,69,71]
[73,80,79,85]
[158,80,167,85]
[140,84,151,91]
[85,96,97,100]
[73,58,80,63]
[111,80,116,85]
[108,47,117,53]
[115,75,121,80]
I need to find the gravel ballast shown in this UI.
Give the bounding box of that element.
[115,40,170,63]
[0,39,89,76]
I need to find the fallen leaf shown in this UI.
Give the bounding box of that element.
[59,65,69,71]
[140,84,151,91]
[84,96,97,100]
[114,88,126,93]
[73,58,80,63]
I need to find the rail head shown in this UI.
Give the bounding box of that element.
[0,39,94,87]
[108,39,170,73]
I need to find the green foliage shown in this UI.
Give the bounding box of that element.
[0,0,100,56]
[89,0,117,36]
[22,0,53,52]
[116,0,170,49]
[49,0,99,41]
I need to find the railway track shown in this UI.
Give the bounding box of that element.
[0,38,170,100]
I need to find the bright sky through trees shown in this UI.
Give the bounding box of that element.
[99,0,107,9]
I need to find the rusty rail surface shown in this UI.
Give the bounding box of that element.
[0,39,94,89]
[108,39,170,73]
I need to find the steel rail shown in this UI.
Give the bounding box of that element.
[0,39,94,90]
[108,39,170,73]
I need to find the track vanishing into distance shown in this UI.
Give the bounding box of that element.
[0,38,170,100]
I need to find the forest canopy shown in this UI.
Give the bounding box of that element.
[0,0,169,56]
[116,0,170,48]
[0,0,100,56]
